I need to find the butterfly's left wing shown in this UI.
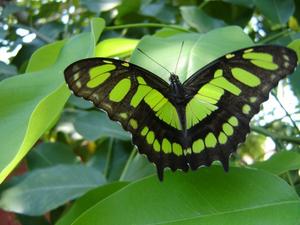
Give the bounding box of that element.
[182,45,297,170]
[64,58,189,180]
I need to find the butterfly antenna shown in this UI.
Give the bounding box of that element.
[137,48,172,74]
[174,41,184,75]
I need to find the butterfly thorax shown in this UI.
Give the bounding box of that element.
[169,74,187,105]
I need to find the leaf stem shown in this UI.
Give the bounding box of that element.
[199,0,209,9]
[258,28,293,44]
[104,138,114,178]
[105,23,190,33]
[119,147,137,181]
[286,171,296,188]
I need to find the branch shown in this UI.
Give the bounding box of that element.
[251,126,300,145]
[258,28,294,44]
[105,23,190,33]
[271,90,300,133]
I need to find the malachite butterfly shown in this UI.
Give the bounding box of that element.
[64,45,297,180]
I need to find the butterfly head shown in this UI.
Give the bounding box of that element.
[169,73,187,102]
[169,73,180,83]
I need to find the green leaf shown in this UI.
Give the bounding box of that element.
[61,166,300,225]
[0,165,106,216]
[0,18,105,184]
[252,151,300,175]
[120,153,156,181]
[67,95,94,109]
[38,22,64,40]
[116,0,141,23]
[130,26,253,82]
[26,40,66,73]
[38,2,60,18]
[2,2,25,17]
[288,39,300,62]
[74,111,130,141]
[95,38,139,57]
[180,6,226,32]
[56,182,128,225]
[254,0,295,24]
[289,64,300,98]
[26,142,78,170]
[202,1,253,27]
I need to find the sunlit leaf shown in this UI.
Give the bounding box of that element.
[95,38,139,57]
[0,18,105,184]
[56,182,128,225]
[131,26,253,82]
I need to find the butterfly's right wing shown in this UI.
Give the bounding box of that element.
[181,45,297,170]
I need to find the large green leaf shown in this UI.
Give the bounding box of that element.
[130,26,253,82]
[254,0,295,24]
[0,18,105,184]
[60,166,300,225]
[56,182,128,225]
[252,151,300,175]
[0,165,106,216]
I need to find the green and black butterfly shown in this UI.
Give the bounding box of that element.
[64,45,297,180]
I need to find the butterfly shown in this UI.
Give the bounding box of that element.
[64,45,297,180]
